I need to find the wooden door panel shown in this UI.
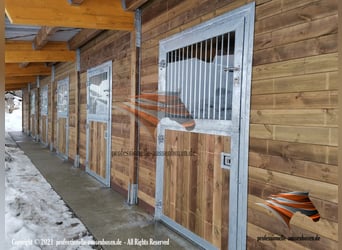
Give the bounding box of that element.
[30,115,36,137]
[89,121,107,178]
[163,130,230,249]
[57,118,67,156]
[41,116,48,143]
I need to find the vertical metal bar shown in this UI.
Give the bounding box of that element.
[170,51,174,118]
[208,38,213,119]
[166,52,170,118]
[203,39,208,119]
[177,48,181,118]
[181,47,185,118]
[219,34,224,120]
[185,46,189,113]
[193,43,198,119]
[213,36,218,120]
[225,32,230,120]
[198,41,202,118]
[189,45,193,117]
[174,50,177,119]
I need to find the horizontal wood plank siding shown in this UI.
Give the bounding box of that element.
[248,0,338,248]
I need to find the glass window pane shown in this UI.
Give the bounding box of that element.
[40,85,48,115]
[88,72,109,116]
[30,92,35,115]
[57,79,68,115]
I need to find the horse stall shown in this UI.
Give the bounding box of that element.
[39,83,48,146]
[78,30,136,191]
[29,85,39,140]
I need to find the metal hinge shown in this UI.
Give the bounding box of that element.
[158,134,164,144]
[159,60,167,69]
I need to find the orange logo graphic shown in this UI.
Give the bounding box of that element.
[257,191,320,227]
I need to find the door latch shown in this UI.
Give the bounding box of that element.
[221,152,231,170]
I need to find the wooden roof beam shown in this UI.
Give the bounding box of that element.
[33,26,59,50]
[122,0,149,11]
[6,84,29,91]
[6,41,76,63]
[6,63,51,77]
[5,0,134,30]
[19,62,30,68]
[6,76,37,85]
[68,29,103,50]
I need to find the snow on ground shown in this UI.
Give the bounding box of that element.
[5,106,97,249]
[5,102,22,132]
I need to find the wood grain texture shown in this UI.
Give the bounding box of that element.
[163,130,230,249]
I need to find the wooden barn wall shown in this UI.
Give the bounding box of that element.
[249,0,338,249]
[140,0,338,249]
[53,62,77,160]
[79,30,135,192]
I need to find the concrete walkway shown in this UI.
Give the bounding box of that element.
[8,132,200,250]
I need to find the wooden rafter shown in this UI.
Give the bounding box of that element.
[68,0,84,5]
[33,26,59,50]
[6,63,51,77]
[5,0,134,30]
[6,41,76,63]
[68,29,103,50]
[122,0,149,11]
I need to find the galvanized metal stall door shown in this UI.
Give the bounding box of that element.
[40,85,48,145]
[156,3,254,250]
[29,90,37,138]
[86,61,112,187]
[56,78,69,159]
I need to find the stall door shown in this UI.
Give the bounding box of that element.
[40,85,48,145]
[86,61,112,187]
[155,4,254,250]
[30,90,37,139]
[56,78,69,159]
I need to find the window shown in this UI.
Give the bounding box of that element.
[57,78,69,117]
[165,32,235,121]
[40,85,48,115]
[88,71,109,116]
[87,61,112,121]
[30,92,35,115]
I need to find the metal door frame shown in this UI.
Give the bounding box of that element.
[155,3,255,250]
[56,77,69,159]
[85,60,112,187]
